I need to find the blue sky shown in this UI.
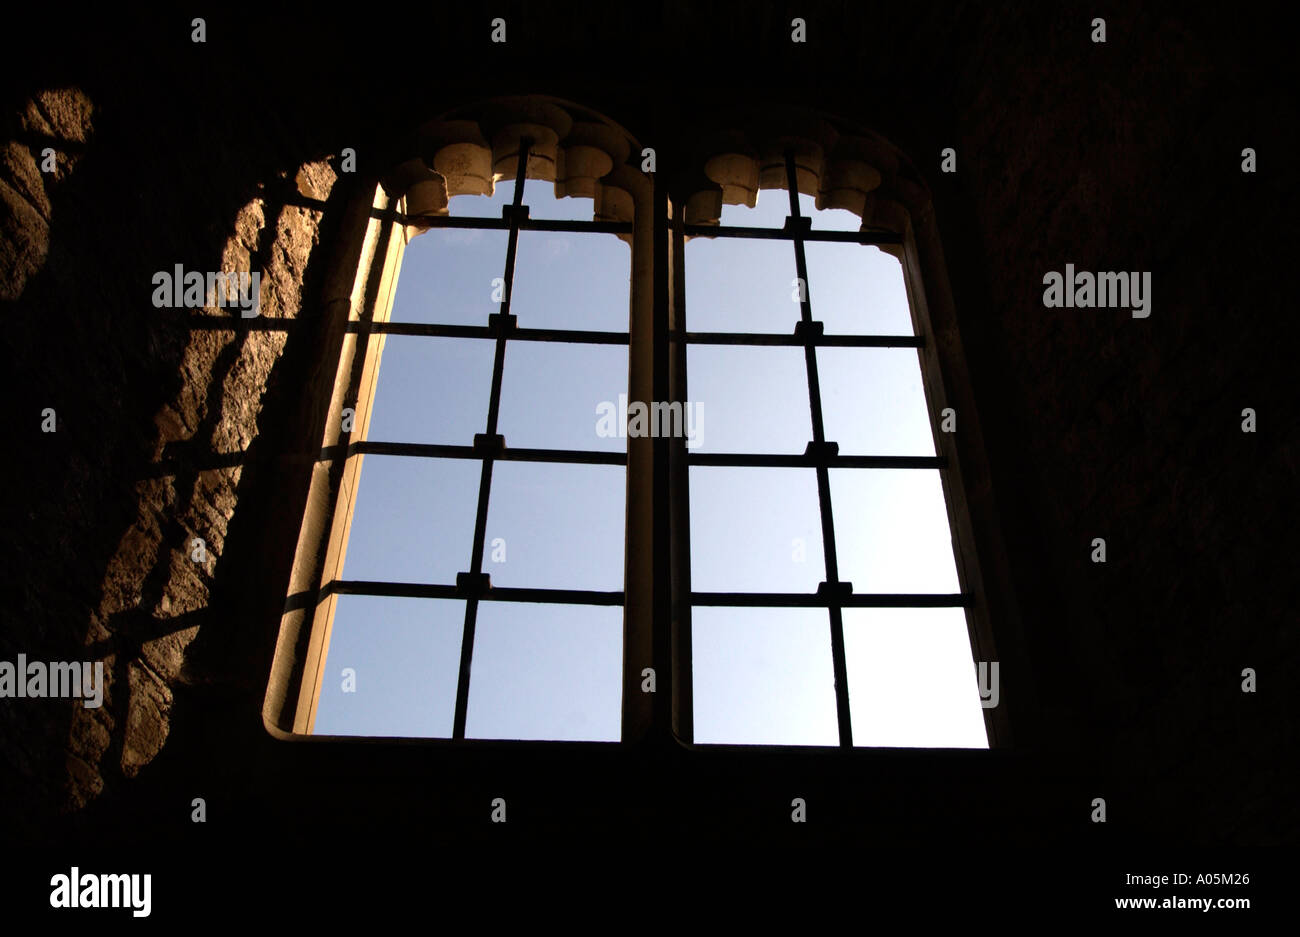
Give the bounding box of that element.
[312,177,988,748]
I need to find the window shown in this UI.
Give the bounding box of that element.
[680,155,987,748]
[266,98,1007,751]
[305,135,635,742]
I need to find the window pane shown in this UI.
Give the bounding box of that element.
[446,178,516,219]
[690,466,824,593]
[843,607,988,748]
[685,236,798,333]
[512,231,630,332]
[806,198,863,232]
[816,347,936,456]
[692,606,839,745]
[523,185,597,221]
[465,602,622,741]
[484,461,625,591]
[498,340,627,452]
[313,596,464,738]
[686,345,810,454]
[390,227,508,326]
[366,335,494,445]
[805,242,913,335]
[718,189,861,231]
[828,469,960,593]
[341,455,480,584]
[718,188,789,228]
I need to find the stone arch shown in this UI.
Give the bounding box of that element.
[672,105,922,258]
[377,95,644,238]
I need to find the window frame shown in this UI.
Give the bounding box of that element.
[666,141,1017,751]
[263,98,1019,752]
[263,103,655,743]
[318,142,643,742]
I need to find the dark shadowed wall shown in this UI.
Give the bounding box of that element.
[0,0,1293,909]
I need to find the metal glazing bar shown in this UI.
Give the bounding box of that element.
[329,580,624,606]
[679,223,902,244]
[691,591,972,608]
[332,440,626,465]
[675,330,922,348]
[687,453,945,468]
[356,321,629,344]
[453,138,532,740]
[786,151,852,748]
[387,213,634,237]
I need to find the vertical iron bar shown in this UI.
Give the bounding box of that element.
[453,138,532,739]
[786,151,853,748]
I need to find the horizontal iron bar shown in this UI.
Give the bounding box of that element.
[676,330,923,348]
[689,453,946,469]
[351,321,629,344]
[681,223,903,244]
[321,440,627,466]
[388,212,634,236]
[328,579,624,606]
[691,592,972,608]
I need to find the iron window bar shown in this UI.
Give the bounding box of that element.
[676,330,922,348]
[328,580,624,607]
[679,152,975,749]
[351,321,629,345]
[679,222,902,245]
[691,592,971,608]
[688,453,944,469]
[383,210,634,238]
[321,441,626,467]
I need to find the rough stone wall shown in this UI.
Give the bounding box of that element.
[1,76,339,831]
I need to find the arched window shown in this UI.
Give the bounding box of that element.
[266,98,653,743]
[680,154,987,748]
[265,98,1011,751]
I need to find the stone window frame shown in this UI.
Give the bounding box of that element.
[262,96,1021,750]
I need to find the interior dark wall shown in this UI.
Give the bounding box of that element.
[1,0,1293,911]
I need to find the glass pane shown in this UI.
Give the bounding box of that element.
[805,242,913,335]
[843,607,988,748]
[465,602,622,741]
[498,340,627,452]
[685,236,798,333]
[512,231,630,332]
[692,606,839,745]
[816,347,936,456]
[689,466,824,593]
[390,226,508,326]
[718,189,861,231]
[341,455,480,584]
[686,345,810,454]
[524,184,597,221]
[484,461,625,591]
[313,596,464,738]
[806,197,863,232]
[446,178,516,219]
[828,469,960,593]
[367,335,494,446]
